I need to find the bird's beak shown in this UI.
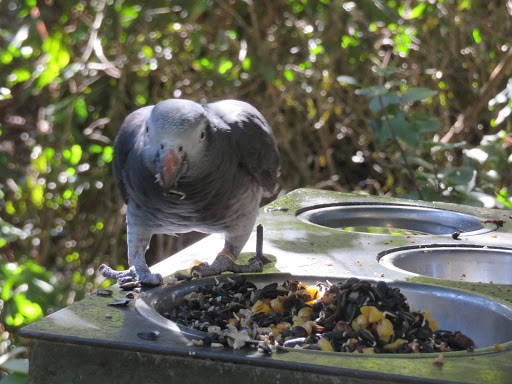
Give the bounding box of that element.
[158,148,182,190]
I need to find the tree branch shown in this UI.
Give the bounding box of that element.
[441,46,512,143]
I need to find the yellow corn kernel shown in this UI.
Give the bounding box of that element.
[317,338,334,352]
[306,285,320,300]
[360,306,384,323]
[292,316,305,327]
[376,318,394,341]
[424,311,439,331]
[270,298,284,313]
[429,319,439,331]
[275,322,292,332]
[251,300,271,315]
[297,307,314,319]
[383,338,408,351]
[352,314,369,331]
[362,347,375,354]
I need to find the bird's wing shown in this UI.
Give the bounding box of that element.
[205,100,280,194]
[113,106,153,203]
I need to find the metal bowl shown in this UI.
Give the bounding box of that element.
[135,273,512,352]
[297,204,497,236]
[379,245,512,284]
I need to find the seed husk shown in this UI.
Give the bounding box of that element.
[166,277,474,354]
[107,298,131,307]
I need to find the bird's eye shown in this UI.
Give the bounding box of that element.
[178,146,183,153]
[146,125,149,133]
[160,144,164,150]
[200,130,206,141]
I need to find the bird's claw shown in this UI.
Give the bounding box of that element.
[99,264,137,280]
[99,264,163,287]
[249,253,271,265]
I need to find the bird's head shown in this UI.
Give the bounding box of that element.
[143,99,211,191]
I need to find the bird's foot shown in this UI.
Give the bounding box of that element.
[99,264,163,287]
[190,252,263,277]
[249,252,271,265]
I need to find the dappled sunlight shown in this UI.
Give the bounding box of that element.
[46,307,100,331]
[2,1,512,380]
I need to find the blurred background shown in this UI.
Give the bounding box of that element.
[1,0,511,379]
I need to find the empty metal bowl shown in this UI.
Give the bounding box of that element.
[379,245,512,284]
[297,204,497,236]
[135,273,512,351]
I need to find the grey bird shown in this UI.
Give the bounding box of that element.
[99,99,279,286]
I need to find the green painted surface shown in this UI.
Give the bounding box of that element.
[21,189,512,383]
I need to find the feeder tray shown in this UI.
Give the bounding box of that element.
[379,245,512,284]
[297,204,498,236]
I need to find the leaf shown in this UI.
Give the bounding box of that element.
[399,3,426,19]
[369,93,400,112]
[402,187,442,202]
[38,33,70,88]
[0,359,29,375]
[69,144,82,165]
[88,144,103,154]
[462,191,500,208]
[421,141,466,150]
[242,57,251,71]
[336,75,358,85]
[409,156,435,172]
[371,118,392,144]
[355,86,388,98]
[409,113,440,133]
[389,116,421,147]
[141,45,153,58]
[401,88,438,103]
[10,69,31,84]
[283,69,294,81]
[13,294,43,322]
[31,153,47,173]
[218,59,233,74]
[309,44,323,55]
[30,185,44,208]
[373,67,396,79]
[497,189,512,208]
[437,168,476,187]
[121,5,140,27]
[1,52,14,64]
[472,28,482,44]
[102,146,113,163]
[73,98,88,123]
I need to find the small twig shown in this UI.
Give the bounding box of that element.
[81,0,106,63]
[256,224,263,259]
[246,0,261,44]
[83,117,111,136]
[217,0,252,31]
[441,46,512,143]
[92,39,121,78]
[378,96,424,200]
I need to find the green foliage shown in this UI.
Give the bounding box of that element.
[0,0,511,378]
[357,74,511,206]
